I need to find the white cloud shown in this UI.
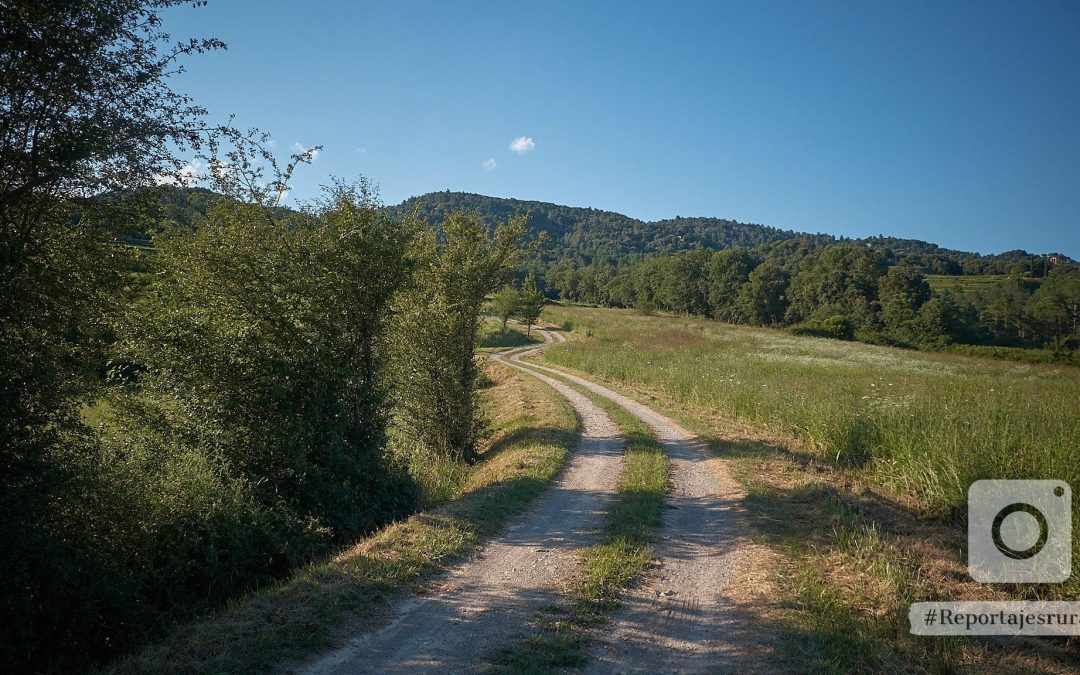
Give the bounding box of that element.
[155,159,203,187]
[509,136,536,154]
[291,141,320,161]
[482,158,497,172]
[354,146,367,154]
[209,159,231,179]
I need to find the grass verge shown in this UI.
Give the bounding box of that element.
[111,360,577,674]
[496,370,669,672]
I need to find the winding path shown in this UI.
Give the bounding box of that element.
[518,329,756,674]
[301,327,754,673]
[300,335,625,674]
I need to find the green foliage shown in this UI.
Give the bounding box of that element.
[0,1,234,669]
[706,247,758,322]
[789,315,855,341]
[394,211,534,462]
[119,181,419,532]
[490,283,521,330]
[1027,268,1080,344]
[84,182,422,662]
[739,260,790,324]
[785,246,887,327]
[518,272,546,334]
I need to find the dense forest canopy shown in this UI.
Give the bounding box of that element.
[389,191,1078,356]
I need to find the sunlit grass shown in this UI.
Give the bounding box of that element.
[541,305,1080,599]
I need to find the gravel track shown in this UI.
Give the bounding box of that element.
[300,326,757,673]
[519,328,758,674]
[299,335,625,674]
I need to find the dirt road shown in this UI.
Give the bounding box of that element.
[299,338,625,674]
[301,328,756,673]
[517,329,758,674]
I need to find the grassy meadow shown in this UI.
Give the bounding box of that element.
[925,273,1014,293]
[540,306,1080,587]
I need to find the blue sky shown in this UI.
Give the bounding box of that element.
[163,1,1079,257]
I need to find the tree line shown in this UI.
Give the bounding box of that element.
[0,3,534,670]
[546,244,1080,354]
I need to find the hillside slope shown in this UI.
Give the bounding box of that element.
[393,191,1073,274]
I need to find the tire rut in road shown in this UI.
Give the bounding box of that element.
[519,330,760,674]
[298,337,624,674]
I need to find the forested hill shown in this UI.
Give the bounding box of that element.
[393,191,1073,275]
[139,187,1072,275]
[392,191,813,262]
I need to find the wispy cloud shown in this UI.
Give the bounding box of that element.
[354,146,367,154]
[291,141,321,161]
[482,158,497,172]
[509,136,536,154]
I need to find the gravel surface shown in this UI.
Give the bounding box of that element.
[300,326,759,673]
[298,335,625,674]
[521,329,759,674]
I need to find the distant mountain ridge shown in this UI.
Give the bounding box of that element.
[393,191,1074,274]
[134,187,1073,274]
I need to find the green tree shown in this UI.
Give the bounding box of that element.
[785,246,887,327]
[519,272,546,335]
[0,2,231,668]
[879,264,932,345]
[706,247,757,322]
[738,261,790,325]
[1028,269,1080,345]
[395,212,533,462]
[491,283,521,331]
[916,292,964,347]
[116,178,420,550]
[655,249,711,315]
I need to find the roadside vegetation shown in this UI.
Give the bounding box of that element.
[115,361,578,673]
[498,374,669,671]
[1,3,537,669]
[478,318,542,352]
[539,305,1080,670]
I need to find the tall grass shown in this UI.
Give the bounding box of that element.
[542,306,1080,520]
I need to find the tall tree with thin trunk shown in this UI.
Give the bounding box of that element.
[519,272,545,336]
[491,283,521,331]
